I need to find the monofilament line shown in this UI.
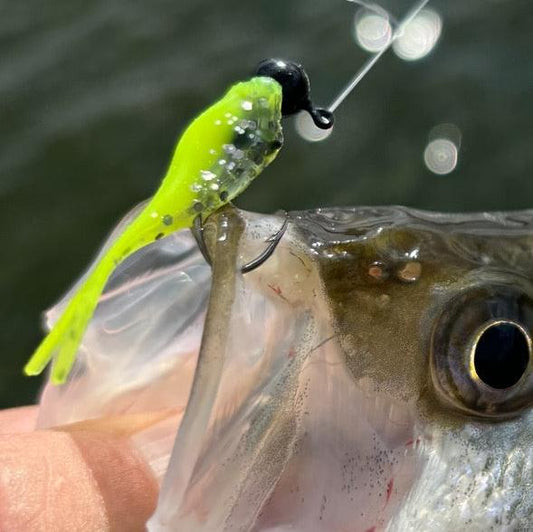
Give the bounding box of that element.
[328,0,430,113]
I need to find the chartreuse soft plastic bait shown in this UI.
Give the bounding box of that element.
[24,59,333,385]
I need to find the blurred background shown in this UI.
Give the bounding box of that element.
[1,0,531,407]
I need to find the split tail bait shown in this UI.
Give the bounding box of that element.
[24,59,333,385]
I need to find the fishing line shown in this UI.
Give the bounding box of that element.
[328,0,430,113]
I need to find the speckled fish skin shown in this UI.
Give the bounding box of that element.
[150,206,532,531]
[313,207,533,531]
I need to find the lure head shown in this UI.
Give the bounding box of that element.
[167,75,284,222]
[256,59,334,129]
[169,60,333,223]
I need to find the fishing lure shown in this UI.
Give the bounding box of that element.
[24,59,333,385]
[24,0,431,385]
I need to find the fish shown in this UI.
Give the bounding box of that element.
[36,204,533,531]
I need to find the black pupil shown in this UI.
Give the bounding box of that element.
[473,322,530,389]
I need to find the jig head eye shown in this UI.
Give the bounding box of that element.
[255,58,334,130]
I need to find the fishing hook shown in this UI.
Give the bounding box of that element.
[191,211,289,274]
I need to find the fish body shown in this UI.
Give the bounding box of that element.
[151,206,532,531]
[34,206,533,530]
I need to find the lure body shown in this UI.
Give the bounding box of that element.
[25,76,283,384]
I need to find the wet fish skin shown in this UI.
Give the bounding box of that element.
[310,207,533,530]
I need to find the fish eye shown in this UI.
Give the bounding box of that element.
[255,59,333,129]
[472,320,530,389]
[430,282,533,418]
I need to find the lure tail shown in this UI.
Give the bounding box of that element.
[24,68,289,384]
[24,201,187,384]
[24,252,117,384]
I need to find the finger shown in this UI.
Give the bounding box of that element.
[0,406,38,434]
[0,429,158,531]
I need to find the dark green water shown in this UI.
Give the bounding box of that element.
[1,0,531,407]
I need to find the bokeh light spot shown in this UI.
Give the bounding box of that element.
[393,8,442,61]
[353,8,393,53]
[295,111,334,143]
[424,138,458,175]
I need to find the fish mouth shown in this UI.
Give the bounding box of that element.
[37,205,533,531]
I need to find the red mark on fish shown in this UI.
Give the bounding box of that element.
[268,283,282,296]
[386,478,394,504]
[267,283,289,302]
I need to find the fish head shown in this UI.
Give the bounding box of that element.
[305,207,533,530]
[153,206,533,531]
